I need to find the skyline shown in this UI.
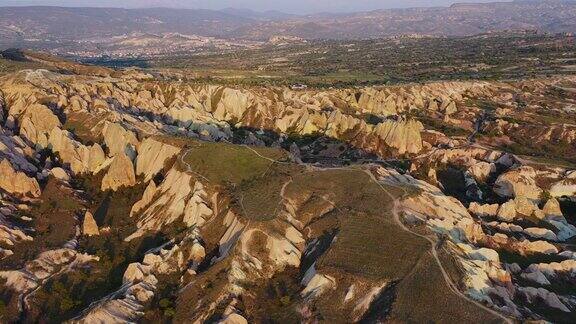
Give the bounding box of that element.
[0,0,511,14]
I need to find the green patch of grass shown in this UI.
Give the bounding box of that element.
[501,141,576,169]
[182,140,288,185]
[465,98,500,111]
[285,168,499,321]
[287,169,423,280]
[178,138,301,222]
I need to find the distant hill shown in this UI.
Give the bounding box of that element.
[0,0,575,45]
[229,0,576,40]
[218,8,297,21]
[0,6,253,40]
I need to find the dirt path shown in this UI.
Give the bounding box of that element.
[363,169,513,324]
[180,148,212,183]
[241,144,293,165]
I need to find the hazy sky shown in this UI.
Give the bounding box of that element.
[0,0,508,14]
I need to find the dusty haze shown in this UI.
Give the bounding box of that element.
[0,0,510,13]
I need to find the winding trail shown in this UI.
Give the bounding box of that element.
[362,169,514,324]
[240,144,292,165]
[180,148,211,183]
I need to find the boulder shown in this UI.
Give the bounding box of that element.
[190,242,206,263]
[466,247,500,262]
[183,182,213,227]
[516,197,546,223]
[487,221,523,233]
[517,287,570,312]
[373,119,424,155]
[444,101,457,115]
[50,167,70,181]
[524,227,557,241]
[520,271,551,286]
[546,219,576,242]
[48,128,105,174]
[19,104,61,147]
[123,263,147,284]
[496,153,518,168]
[130,180,157,217]
[497,200,516,222]
[549,172,576,197]
[219,314,248,324]
[543,198,563,219]
[527,260,576,279]
[88,144,106,173]
[468,162,495,183]
[127,284,154,304]
[519,240,558,255]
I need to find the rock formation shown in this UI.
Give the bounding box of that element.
[82,211,99,236]
[135,137,180,182]
[0,159,40,198]
[1,67,576,323]
[101,153,136,191]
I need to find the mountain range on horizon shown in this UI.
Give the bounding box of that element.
[0,0,576,48]
[0,0,517,14]
[2,0,576,16]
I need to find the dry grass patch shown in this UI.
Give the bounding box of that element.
[389,252,503,323]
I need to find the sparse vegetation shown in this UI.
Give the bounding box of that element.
[389,252,501,323]
[64,111,106,145]
[0,58,44,76]
[241,267,302,323]
[288,169,422,279]
[0,178,83,270]
[15,175,177,323]
[233,163,302,221]
[90,33,576,87]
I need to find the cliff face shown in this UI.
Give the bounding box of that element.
[1,68,576,323]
